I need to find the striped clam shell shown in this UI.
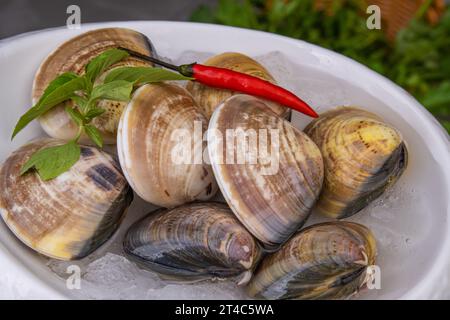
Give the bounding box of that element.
[117,83,218,208]
[305,107,408,219]
[247,221,377,300]
[186,52,289,119]
[0,138,133,260]
[33,28,155,144]
[123,202,261,284]
[208,94,324,250]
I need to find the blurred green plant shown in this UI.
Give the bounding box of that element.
[191,0,450,132]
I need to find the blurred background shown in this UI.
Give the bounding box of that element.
[0,0,449,132]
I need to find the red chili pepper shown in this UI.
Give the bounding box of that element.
[120,48,318,118]
[185,64,317,118]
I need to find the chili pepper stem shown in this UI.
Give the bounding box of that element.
[178,64,195,77]
[118,47,182,72]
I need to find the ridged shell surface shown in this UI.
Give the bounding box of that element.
[0,138,133,260]
[247,221,376,300]
[33,28,155,144]
[186,52,289,119]
[305,107,408,219]
[123,202,261,283]
[208,94,324,249]
[117,83,218,208]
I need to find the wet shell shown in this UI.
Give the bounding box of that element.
[305,107,408,219]
[186,52,289,119]
[208,94,324,249]
[33,28,155,144]
[117,83,218,208]
[0,138,133,260]
[123,202,261,284]
[247,221,377,300]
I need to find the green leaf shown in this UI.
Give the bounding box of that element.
[84,124,103,148]
[65,105,85,127]
[85,107,106,122]
[11,105,44,140]
[20,141,81,180]
[104,66,193,85]
[85,48,129,84]
[38,77,87,110]
[90,80,134,102]
[12,76,87,139]
[38,72,78,104]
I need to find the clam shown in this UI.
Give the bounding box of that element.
[33,28,155,144]
[247,221,377,300]
[207,94,324,250]
[304,107,408,219]
[123,202,261,284]
[186,52,289,119]
[0,138,133,260]
[117,83,218,208]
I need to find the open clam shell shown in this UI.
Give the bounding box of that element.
[305,107,408,219]
[123,202,261,284]
[207,94,324,250]
[0,138,133,260]
[186,52,289,119]
[247,221,377,300]
[33,28,155,144]
[117,83,218,208]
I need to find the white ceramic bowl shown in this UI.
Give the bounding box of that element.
[0,21,449,299]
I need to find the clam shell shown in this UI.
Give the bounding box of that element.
[247,221,377,300]
[0,138,133,260]
[117,83,218,208]
[33,28,155,144]
[123,202,261,284]
[208,94,324,249]
[305,107,408,219]
[186,52,289,119]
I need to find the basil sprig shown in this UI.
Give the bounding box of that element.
[13,48,192,180]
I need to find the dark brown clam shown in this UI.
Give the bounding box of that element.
[123,202,261,284]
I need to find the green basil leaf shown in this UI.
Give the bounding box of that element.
[85,107,106,122]
[84,124,103,148]
[38,72,78,104]
[90,80,133,102]
[104,66,193,85]
[85,48,129,84]
[65,106,85,127]
[38,76,87,109]
[11,105,43,140]
[20,141,81,180]
[12,76,87,139]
